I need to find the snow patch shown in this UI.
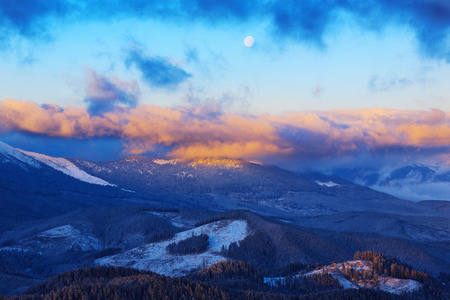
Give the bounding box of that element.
[0,247,30,253]
[18,150,114,186]
[153,159,178,165]
[96,220,249,276]
[176,171,194,179]
[37,225,79,238]
[316,180,340,187]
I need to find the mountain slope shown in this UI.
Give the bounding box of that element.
[0,142,154,233]
[70,156,437,217]
[18,150,113,186]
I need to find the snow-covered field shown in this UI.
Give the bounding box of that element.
[18,150,114,186]
[97,219,249,276]
[264,260,422,295]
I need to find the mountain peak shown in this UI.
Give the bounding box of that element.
[0,140,41,168]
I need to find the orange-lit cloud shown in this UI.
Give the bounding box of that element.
[1,98,449,165]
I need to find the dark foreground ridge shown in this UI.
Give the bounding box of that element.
[1,260,449,300]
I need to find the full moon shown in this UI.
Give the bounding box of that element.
[244,36,254,47]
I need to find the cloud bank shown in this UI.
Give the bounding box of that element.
[1,98,449,170]
[1,0,450,60]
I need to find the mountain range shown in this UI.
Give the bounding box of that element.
[0,140,449,297]
[335,164,450,201]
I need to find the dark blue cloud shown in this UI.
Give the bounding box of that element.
[270,0,338,48]
[0,0,70,40]
[181,0,255,21]
[2,0,450,61]
[126,49,191,89]
[84,69,140,115]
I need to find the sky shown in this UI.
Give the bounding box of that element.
[0,0,449,177]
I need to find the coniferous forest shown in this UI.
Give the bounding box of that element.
[1,254,449,300]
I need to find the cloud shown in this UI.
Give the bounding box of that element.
[1,99,449,170]
[2,1,450,61]
[180,0,255,22]
[0,0,71,40]
[84,70,140,114]
[126,49,191,89]
[371,181,450,201]
[311,84,324,96]
[84,69,140,115]
[269,0,337,48]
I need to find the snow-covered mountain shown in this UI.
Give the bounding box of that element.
[18,149,114,186]
[0,141,40,168]
[0,140,113,186]
[0,140,443,219]
[335,164,450,201]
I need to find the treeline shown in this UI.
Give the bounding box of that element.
[191,259,343,297]
[1,261,449,299]
[192,260,261,283]
[354,251,429,282]
[194,210,249,227]
[266,273,343,296]
[166,234,209,255]
[1,266,230,300]
[147,228,177,243]
[191,260,343,297]
[221,232,276,268]
[243,288,404,300]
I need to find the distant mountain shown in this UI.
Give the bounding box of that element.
[335,164,450,201]
[69,155,442,217]
[0,140,446,232]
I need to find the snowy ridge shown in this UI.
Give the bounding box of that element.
[264,260,421,295]
[96,219,249,276]
[0,141,40,168]
[18,149,114,186]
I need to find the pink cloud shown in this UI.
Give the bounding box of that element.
[0,98,449,166]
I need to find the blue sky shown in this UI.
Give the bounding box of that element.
[1,0,449,113]
[0,0,449,173]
